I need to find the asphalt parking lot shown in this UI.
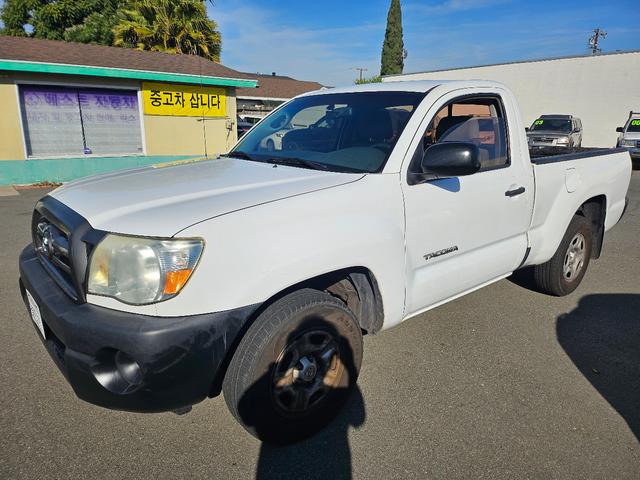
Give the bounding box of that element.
[1,173,639,479]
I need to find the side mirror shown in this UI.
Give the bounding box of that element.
[525,127,530,132]
[616,127,624,133]
[421,142,481,177]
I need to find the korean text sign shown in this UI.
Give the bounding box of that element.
[142,82,226,117]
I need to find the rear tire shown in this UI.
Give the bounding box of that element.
[223,289,363,444]
[533,214,592,296]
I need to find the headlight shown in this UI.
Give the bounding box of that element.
[622,139,636,147]
[556,137,570,144]
[87,235,204,305]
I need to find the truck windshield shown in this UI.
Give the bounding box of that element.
[530,118,572,133]
[626,119,640,132]
[229,91,426,173]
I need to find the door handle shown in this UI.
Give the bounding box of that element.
[505,186,525,197]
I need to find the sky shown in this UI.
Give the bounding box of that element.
[211,0,640,86]
[1,1,638,86]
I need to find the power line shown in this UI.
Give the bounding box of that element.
[352,67,368,82]
[588,28,607,55]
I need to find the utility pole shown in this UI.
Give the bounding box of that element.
[588,28,606,55]
[353,67,368,82]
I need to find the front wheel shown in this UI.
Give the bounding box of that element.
[223,289,363,444]
[573,140,582,152]
[533,214,592,296]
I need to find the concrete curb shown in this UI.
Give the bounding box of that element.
[0,185,18,197]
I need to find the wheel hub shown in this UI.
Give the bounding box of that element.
[271,329,342,414]
[294,356,318,383]
[563,232,586,282]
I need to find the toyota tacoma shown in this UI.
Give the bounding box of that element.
[19,80,632,444]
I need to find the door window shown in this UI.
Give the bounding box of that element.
[409,95,510,177]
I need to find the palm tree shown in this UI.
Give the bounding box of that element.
[113,0,221,62]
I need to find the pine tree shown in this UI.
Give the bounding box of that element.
[380,0,404,76]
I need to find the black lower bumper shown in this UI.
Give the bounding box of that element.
[19,245,259,413]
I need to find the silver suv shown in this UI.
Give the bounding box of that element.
[616,111,640,162]
[527,114,583,154]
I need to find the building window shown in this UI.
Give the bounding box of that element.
[19,85,143,157]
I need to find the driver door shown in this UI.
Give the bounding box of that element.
[401,89,534,317]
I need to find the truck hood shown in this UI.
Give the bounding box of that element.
[51,157,363,236]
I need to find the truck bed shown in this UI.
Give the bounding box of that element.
[524,147,631,268]
[529,147,628,164]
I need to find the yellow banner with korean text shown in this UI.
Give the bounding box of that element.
[142,82,226,117]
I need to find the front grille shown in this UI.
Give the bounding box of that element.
[31,197,96,303]
[32,212,80,301]
[35,220,71,272]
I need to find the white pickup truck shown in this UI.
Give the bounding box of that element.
[19,80,631,444]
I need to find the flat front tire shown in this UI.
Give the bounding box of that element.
[533,214,592,296]
[222,289,363,444]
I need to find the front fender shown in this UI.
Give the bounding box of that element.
[157,174,408,329]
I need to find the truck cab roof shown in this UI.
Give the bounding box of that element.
[298,79,510,97]
[539,114,576,120]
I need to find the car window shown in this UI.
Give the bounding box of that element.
[626,119,640,133]
[231,91,426,173]
[530,119,572,133]
[409,95,509,175]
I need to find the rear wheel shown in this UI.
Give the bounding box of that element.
[223,289,363,444]
[533,214,592,296]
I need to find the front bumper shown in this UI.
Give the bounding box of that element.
[19,245,258,413]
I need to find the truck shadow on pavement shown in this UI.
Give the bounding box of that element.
[507,267,538,291]
[250,386,365,480]
[556,294,640,442]
[237,327,366,480]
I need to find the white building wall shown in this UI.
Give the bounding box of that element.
[383,51,640,147]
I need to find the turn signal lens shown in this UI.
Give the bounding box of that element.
[164,269,193,295]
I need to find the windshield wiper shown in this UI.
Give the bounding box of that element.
[225,153,363,173]
[265,157,331,171]
[220,151,256,161]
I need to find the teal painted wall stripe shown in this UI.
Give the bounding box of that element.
[0,60,258,88]
[0,155,201,185]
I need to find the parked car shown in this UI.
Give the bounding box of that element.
[236,116,253,138]
[616,111,640,164]
[281,106,352,152]
[239,114,265,125]
[19,81,631,445]
[259,124,296,151]
[527,114,583,154]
